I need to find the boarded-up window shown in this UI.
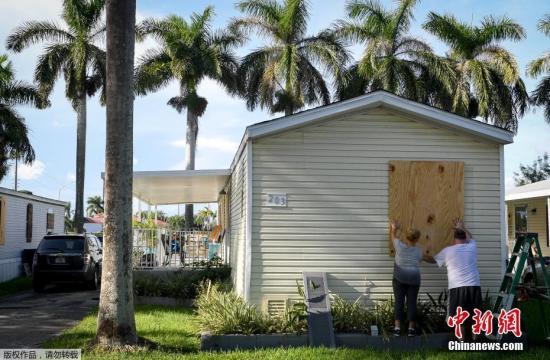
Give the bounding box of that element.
[389,161,464,256]
[0,197,6,246]
[26,203,33,243]
[47,209,55,233]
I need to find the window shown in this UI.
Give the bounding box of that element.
[514,206,528,234]
[26,203,33,243]
[46,208,55,233]
[0,197,6,246]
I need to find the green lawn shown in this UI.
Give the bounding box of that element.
[43,305,550,360]
[0,276,32,298]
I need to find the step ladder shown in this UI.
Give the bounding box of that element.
[487,232,550,341]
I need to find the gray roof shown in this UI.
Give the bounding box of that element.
[506,179,550,201]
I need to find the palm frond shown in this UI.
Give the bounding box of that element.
[134,49,173,96]
[527,54,550,78]
[236,0,282,27]
[531,75,550,124]
[479,15,525,44]
[33,43,71,98]
[538,14,550,36]
[1,81,48,109]
[6,21,74,52]
[280,0,309,41]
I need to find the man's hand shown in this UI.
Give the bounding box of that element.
[452,218,465,230]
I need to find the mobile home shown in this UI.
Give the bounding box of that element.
[506,179,550,256]
[0,187,66,282]
[129,91,512,311]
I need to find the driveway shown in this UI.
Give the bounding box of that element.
[0,285,98,348]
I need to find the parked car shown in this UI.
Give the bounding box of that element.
[32,234,102,292]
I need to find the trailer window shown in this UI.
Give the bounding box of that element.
[0,197,5,246]
[46,208,55,233]
[26,203,33,243]
[514,206,527,233]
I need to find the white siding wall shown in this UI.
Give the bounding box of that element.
[506,197,549,256]
[250,108,504,306]
[229,146,248,296]
[0,193,65,282]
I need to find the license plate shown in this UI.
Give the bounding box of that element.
[55,257,66,264]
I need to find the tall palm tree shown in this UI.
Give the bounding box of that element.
[0,54,46,180]
[7,0,107,233]
[335,0,454,105]
[233,0,349,116]
[527,14,550,123]
[96,0,137,347]
[86,195,104,216]
[135,7,242,229]
[423,12,528,132]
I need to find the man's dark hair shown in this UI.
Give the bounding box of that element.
[454,229,467,240]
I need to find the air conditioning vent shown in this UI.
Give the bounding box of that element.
[267,299,286,317]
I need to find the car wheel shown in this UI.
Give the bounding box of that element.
[33,276,45,293]
[87,266,100,290]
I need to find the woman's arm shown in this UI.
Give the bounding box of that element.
[390,219,400,240]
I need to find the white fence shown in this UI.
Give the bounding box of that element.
[132,228,226,269]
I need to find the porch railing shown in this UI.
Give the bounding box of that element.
[132,228,226,269]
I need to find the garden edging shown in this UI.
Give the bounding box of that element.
[200,332,452,351]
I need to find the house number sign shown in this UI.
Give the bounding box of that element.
[264,193,287,207]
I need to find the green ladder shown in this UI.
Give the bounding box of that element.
[488,232,550,341]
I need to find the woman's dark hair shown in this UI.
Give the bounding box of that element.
[454,229,467,240]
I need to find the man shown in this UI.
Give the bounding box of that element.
[425,218,482,341]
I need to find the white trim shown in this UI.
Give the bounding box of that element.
[244,140,253,302]
[0,187,67,207]
[247,91,514,144]
[506,189,550,201]
[499,145,508,278]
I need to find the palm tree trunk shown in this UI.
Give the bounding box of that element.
[74,92,87,233]
[96,0,137,347]
[184,109,198,230]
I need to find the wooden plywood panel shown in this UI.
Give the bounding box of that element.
[389,161,464,256]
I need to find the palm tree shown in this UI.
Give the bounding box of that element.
[335,0,454,105]
[0,54,46,180]
[423,12,528,132]
[64,202,74,231]
[233,0,349,116]
[527,14,550,123]
[7,0,107,233]
[135,7,242,229]
[86,195,104,216]
[195,206,216,230]
[96,0,137,347]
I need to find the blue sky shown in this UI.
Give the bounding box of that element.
[0,0,548,215]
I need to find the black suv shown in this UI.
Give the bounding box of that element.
[32,234,102,292]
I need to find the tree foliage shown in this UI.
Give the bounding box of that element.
[0,54,46,180]
[233,0,349,115]
[334,0,454,109]
[527,14,550,124]
[514,152,550,186]
[423,11,528,132]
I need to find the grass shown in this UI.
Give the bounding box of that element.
[43,305,550,360]
[0,276,32,298]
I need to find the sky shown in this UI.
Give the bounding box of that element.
[0,0,549,216]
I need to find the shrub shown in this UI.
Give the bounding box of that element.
[330,295,373,333]
[133,264,231,299]
[196,282,273,335]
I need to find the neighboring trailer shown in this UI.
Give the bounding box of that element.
[0,187,66,282]
[506,179,550,257]
[225,91,513,311]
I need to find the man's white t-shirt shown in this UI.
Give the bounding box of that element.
[434,240,480,289]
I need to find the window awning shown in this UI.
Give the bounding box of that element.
[128,169,231,205]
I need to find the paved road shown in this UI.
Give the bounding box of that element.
[0,285,98,348]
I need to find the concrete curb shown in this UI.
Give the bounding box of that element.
[200,332,452,351]
[135,296,194,307]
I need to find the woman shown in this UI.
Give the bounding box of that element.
[390,220,424,337]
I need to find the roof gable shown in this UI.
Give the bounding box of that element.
[247,91,514,144]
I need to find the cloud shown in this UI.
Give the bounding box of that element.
[17,160,45,180]
[171,136,239,153]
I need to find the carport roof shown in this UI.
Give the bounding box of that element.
[103,169,231,205]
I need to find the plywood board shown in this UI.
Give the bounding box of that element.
[389,161,464,256]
